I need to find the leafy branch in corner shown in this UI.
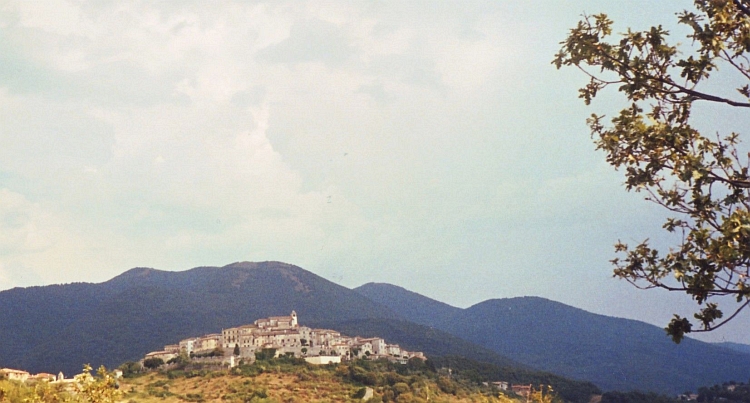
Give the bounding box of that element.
[553,0,750,343]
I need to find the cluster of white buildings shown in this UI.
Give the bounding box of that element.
[145,311,425,365]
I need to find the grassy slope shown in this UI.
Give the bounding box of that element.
[118,362,523,403]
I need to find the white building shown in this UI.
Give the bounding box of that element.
[1,368,30,382]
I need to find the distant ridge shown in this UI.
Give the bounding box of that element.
[0,262,401,375]
[354,282,461,328]
[714,341,750,355]
[0,261,528,390]
[353,282,750,394]
[2,262,749,396]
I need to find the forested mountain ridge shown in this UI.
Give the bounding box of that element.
[0,262,602,401]
[0,262,402,375]
[354,283,750,394]
[2,261,749,397]
[355,282,461,329]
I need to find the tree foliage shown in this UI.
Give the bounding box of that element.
[698,380,750,402]
[117,361,142,378]
[554,0,750,342]
[0,365,121,403]
[254,348,277,361]
[143,357,164,370]
[73,365,121,403]
[599,390,680,403]
[530,385,563,403]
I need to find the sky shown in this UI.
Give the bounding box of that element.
[1,0,748,343]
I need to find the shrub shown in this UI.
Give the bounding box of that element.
[437,377,457,395]
[143,357,164,370]
[393,382,410,395]
[353,387,368,399]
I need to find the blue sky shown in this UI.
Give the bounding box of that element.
[1,0,748,343]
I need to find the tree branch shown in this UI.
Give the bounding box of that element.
[594,47,750,108]
[721,49,750,82]
[733,0,750,18]
[678,84,750,107]
[655,282,748,296]
[706,171,750,188]
[692,299,750,332]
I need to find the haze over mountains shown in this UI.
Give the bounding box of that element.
[1,261,749,396]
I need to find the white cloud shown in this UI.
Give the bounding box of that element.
[0,188,119,286]
[0,266,12,290]
[16,0,94,37]
[0,189,58,253]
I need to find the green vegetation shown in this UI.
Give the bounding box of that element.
[190,347,224,359]
[554,0,750,342]
[118,361,143,378]
[429,356,598,403]
[697,380,750,402]
[254,348,278,361]
[0,365,120,403]
[143,357,164,370]
[599,391,679,403]
[114,355,575,403]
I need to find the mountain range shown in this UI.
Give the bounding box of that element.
[1,261,748,397]
[355,282,750,393]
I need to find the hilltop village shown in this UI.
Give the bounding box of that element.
[145,311,425,366]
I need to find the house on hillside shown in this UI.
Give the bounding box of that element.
[511,384,532,398]
[28,373,56,382]
[1,368,29,382]
[352,340,373,357]
[196,334,222,353]
[331,343,351,357]
[386,344,401,356]
[179,338,198,354]
[358,337,386,355]
[255,311,297,330]
[164,344,180,354]
[409,351,425,360]
[492,381,509,391]
[312,329,341,349]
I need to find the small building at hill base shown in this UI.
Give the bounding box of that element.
[511,384,532,398]
[1,368,30,382]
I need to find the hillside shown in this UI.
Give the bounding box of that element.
[0,262,401,375]
[123,357,533,403]
[324,318,523,370]
[2,356,548,403]
[322,318,605,402]
[354,283,461,329]
[3,262,749,396]
[714,342,750,355]
[449,297,750,393]
[354,283,750,394]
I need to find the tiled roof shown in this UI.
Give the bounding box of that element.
[1,368,29,374]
